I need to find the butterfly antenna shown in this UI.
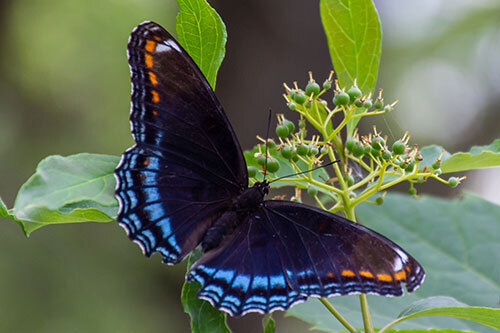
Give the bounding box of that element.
[263,109,273,182]
[269,160,340,184]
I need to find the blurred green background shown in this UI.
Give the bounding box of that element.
[1,1,499,332]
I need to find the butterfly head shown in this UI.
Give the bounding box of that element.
[253,181,270,196]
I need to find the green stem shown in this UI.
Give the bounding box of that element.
[345,208,374,333]
[359,294,374,333]
[319,298,357,333]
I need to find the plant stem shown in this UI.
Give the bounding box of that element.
[359,294,374,333]
[344,208,374,333]
[319,298,357,333]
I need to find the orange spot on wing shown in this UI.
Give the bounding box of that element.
[148,71,158,85]
[394,270,407,281]
[144,40,156,53]
[152,110,158,117]
[153,35,162,41]
[144,54,154,68]
[143,158,149,166]
[377,274,393,282]
[151,90,160,103]
[326,272,334,278]
[405,265,411,273]
[359,270,374,279]
[341,270,355,277]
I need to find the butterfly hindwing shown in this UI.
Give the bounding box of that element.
[187,210,307,316]
[264,200,425,296]
[115,21,248,264]
[188,201,424,316]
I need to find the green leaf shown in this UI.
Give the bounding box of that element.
[0,197,11,219]
[182,249,231,333]
[0,197,20,227]
[176,0,227,89]
[287,193,500,332]
[385,328,474,333]
[262,313,275,333]
[12,153,119,235]
[381,296,500,332]
[420,139,500,173]
[320,0,382,137]
[397,296,468,317]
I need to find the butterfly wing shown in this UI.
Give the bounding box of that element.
[188,201,424,316]
[115,21,248,264]
[187,210,307,316]
[263,200,425,296]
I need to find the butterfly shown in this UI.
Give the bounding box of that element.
[114,21,425,317]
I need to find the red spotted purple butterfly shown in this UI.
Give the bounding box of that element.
[114,21,425,316]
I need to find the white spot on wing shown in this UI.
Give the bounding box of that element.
[164,39,181,52]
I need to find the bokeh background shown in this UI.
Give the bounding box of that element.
[1,0,499,332]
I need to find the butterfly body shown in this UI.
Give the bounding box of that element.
[202,182,268,252]
[115,21,425,316]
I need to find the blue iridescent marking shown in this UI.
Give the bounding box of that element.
[297,269,314,278]
[154,131,163,146]
[127,213,143,232]
[168,236,180,253]
[269,294,287,306]
[197,265,216,276]
[247,295,267,305]
[144,188,160,202]
[243,303,266,311]
[270,274,285,288]
[156,218,172,237]
[252,275,268,289]
[125,190,139,207]
[214,269,235,283]
[141,171,157,185]
[143,203,165,221]
[222,295,241,307]
[123,170,133,185]
[129,154,138,166]
[142,230,157,248]
[135,234,151,252]
[146,157,160,170]
[205,284,224,297]
[220,303,238,314]
[157,246,177,260]
[232,275,250,293]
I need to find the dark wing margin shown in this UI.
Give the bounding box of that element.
[187,201,424,316]
[263,200,425,297]
[114,21,248,264]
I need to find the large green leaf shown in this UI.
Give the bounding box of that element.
[287,193,500,332]
[12,154,119,235]
[181,250,231,333]
[176,0,227,89]
[420,139,500,174]
[380,296,500,332]
[320,0,382,137]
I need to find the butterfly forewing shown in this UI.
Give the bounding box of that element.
[115,21,247,264]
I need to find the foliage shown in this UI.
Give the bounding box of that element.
[1,0,499,332]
